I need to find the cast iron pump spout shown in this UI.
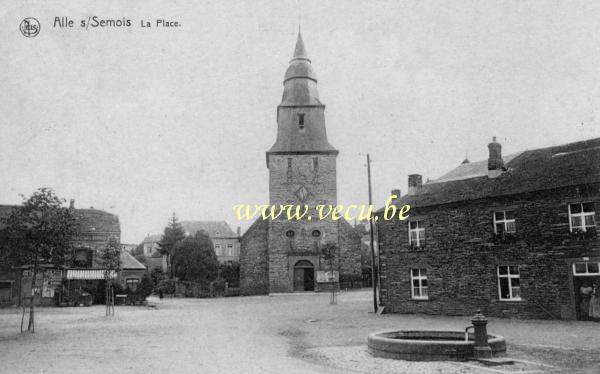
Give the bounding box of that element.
[464,325,474,341]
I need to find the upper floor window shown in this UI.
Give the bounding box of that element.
[569,202,596,232]
[215,244,222,256]
[497,265,521,301]
[298,113,305,130]
[493,211,516,235]
[409,221,425,247]
[410,268,428,300]
[72,248,93,268]
[227,243,233,256]
[287,158,293,181]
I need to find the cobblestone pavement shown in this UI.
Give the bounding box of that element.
[0,290,598,373]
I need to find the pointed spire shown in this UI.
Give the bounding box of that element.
[292,28,310,62]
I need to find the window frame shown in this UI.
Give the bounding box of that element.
[568,202,596,233]
[298,113,305,129]
[408,220,425,247]
[493,210,516,235]
[410,268,429,300]
[573,262,600,276]
[497,265,521,301]
[125,278,139,291]
[215,244,222,256]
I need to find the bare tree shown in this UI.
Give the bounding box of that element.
[99,236,121,316]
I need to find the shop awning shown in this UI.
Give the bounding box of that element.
[66,270,117,280]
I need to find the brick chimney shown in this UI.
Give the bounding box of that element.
[407,174,422,195]
[69,199,75,209]
[236,226,241,237]
[488,136,504,178]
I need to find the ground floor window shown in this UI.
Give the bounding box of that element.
[410,268,428,300]
[497,265,521,300]
[126,278,139,291]
[0,281,13,302]
[574,262,600,276]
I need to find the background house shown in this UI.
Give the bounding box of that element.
[181,221,241,263]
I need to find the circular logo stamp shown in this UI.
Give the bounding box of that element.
[20,17,40,38]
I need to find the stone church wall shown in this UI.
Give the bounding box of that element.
[239,219,269,295]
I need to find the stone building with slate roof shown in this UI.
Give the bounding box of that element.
[181,221,240,263]
[0,201,145,306]
[239,31,362,295]
[377,137,600,320]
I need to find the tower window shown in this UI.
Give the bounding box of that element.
[287,158,293,181]
[313,157,318,172]
[298,113,305,130]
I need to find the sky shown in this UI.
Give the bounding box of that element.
[1,0,599,243]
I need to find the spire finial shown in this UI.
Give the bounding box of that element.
[292,28,309,61]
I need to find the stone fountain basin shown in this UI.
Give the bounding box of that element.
[368,330,506,361]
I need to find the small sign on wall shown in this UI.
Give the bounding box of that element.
[316,270,339,283]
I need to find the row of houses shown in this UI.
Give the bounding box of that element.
[376,136,600,321]
[0,201,146,306]
[138,221,241,269]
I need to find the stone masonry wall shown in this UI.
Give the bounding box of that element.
[240,219,269,295]
[267,154,339,293]
[378,184,600,320]
[338,220,362,276]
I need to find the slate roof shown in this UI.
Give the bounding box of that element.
[120,251,146,270]
[73,209,120,234]
[392,137,600,208]
[0,205,119,234]
[267,31,338,155]
[181,221,238,239]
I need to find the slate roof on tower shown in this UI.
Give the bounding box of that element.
[267,31,338,156]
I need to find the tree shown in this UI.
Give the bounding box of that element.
[132,242,144,256]
[99,236,121,316]
[321,241,339,304]
[137,272,154,300]
[157,213,186,277]
[219,262,240,288]
[170,231,218,283]
[0,188,78,332]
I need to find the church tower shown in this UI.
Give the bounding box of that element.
[239,30,361,296]
[266,31,339,293]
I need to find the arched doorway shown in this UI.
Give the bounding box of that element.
[293,260,315,291]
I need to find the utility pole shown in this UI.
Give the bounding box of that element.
[367,154,377,313]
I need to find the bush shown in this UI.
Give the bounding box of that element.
[157,278,176,295]
[150,267,166,287]
[137,273,154,299]
[219,262,240,287]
